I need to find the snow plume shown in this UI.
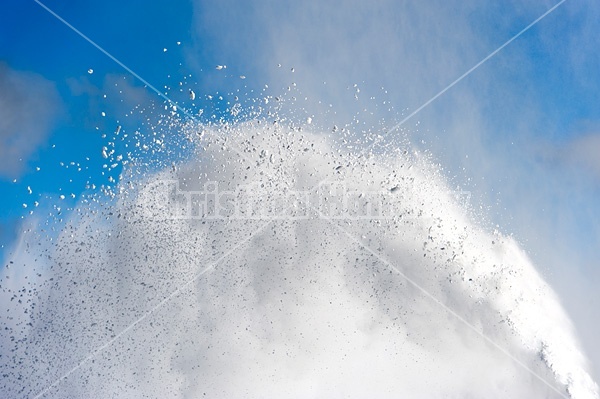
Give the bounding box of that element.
[1,117,597,398]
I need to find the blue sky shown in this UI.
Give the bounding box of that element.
[0,0,197,252]
[1,0,600,384]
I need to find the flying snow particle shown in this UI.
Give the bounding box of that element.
[87,69,93,74]
[189,90,196,101]
[216,65,226,70]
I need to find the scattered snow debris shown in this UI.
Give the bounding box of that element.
[230,103,241,117]
[216,65,225,70]
[277,63,282,67]
[87,69,93,74]
[291,67,295,72]
[3,74,594,399]
[59,195,65,200]
[34,201,39,207]
[115,125,122,135]
[101,111,106,117]
[189,89,196,101]
[264,98,269,105]
[240,75,246,79]
[27,186,32,194]
[163,48,167,52]
[36,166,41,171]
[177,41,181,45]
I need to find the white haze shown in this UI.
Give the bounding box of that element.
[192,0,600,385]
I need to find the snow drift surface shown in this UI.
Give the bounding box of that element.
[1,120,598,398]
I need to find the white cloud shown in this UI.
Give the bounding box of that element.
[0,62,62,179]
